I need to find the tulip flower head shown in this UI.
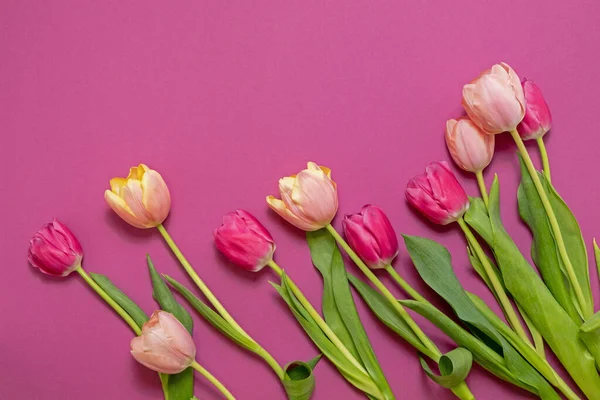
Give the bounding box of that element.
[517,78,552,140]
[28,219,83,277]
[406,162,469,225]
[445,117,495,173]
[130,311,196,374]
[266,162,338,231]
[214,210,276,272]
[343,205,399,270]
[104,164,171,229]
[462,62,526,134]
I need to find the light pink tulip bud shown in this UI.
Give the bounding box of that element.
[104,164,171,229]
[462,62,526,134]
[517,78,552,140]
[406,162,469,225]
[28,219,83,277]
[130,311,196,374]
[214,210,276,272]
[266,162,338,231]
[343,205,399,270]
[445,117,495,173]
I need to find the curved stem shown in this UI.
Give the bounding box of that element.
[267,260,370,374]
[255,347,284,379]
[384,265,430,305]
[536,137,551,183]
[510,130,591,318]
[475,170,489,208]
[76,266,141,335]
[191,361,235,400]
[458,218,531,345]
[157,224,249,336]
[325,225,441,360]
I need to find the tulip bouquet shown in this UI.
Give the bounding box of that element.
[29,61,600,400]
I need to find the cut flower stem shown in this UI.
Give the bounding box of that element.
[475,171,489,208]
[190,361,236,400]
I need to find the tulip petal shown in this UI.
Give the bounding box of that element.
[141,170,171,224]
[292,169,338,225]
[343,217,383,268]
[104,190,150,229]
[266,196,318,231]
[363,206,398,264]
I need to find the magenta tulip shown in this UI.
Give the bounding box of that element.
[343,205,399,269]
[130,311,196,374]
[517,78,552,140]
[214,210,276,272]
[28,219,83,277]
[406,162,470,225]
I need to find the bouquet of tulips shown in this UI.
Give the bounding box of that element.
[29,61,600,399]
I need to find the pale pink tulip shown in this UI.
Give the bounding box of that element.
[130,311,196,374]
[462,63,526,134]
[517,78,552,140]
[445,117,495,173]
[104,164,171,229]
[28,219,83,277]
[266,162,338,231]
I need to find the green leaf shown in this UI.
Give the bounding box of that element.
[517,156,586,322]
[164,275,258,352]
[89,273,149,328]
[420,348,472,389]
[404,235,560,399]
[466,176,600,399]
[594,239,600,292]
[307,229,394,400]
[282,355,322,400]
[579,311,600,370]
[147,256,194,400]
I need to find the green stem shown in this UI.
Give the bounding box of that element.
[475,171,489,208]
[384,265,430,305]
[510,130,591,319]
[256,347,284,379]
[457,219,531,346]
[536,137,551,183]
[157,224,248,336]
[451,382,476,400]
[325,225,440,361]
[190,361,235,400]
[75,266,141,335]
[267,260,370,374]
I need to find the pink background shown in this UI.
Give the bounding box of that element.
[2,1,600,399]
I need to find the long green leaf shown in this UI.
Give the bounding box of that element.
[404,234,559,400]
[466,176,600,400]
[517,157,585,322]
[90,273,149,328]
[594,239,600,294]
[147,256,194,400]
[579,311,600,370]
[307,230,394,400]
[419,348,472,389]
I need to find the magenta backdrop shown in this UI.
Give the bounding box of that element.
[2,1,600,399]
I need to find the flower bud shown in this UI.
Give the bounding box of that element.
[517,78,552,140]
[28,219,83,277]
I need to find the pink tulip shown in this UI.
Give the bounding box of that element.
[517,78,552,140]
[266,162,338,231]
[130,311,196,374]
[104,164,171,229]
[462,63,526,134]
[406,162,470,225]
[28,219,83,277]
[445,117,495,173]
[214,210,276,272]
[343,205,399,270]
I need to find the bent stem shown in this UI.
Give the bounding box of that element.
[510,130,591,319]
[267,260,369,375]
[457,218,531,346]
[475,171,489,208]
[190,361,235,400]
[75,266,141,335]
[255,347,284,380]
[384,265,430,305]
[536,137,551,183]
[156,224,248,336]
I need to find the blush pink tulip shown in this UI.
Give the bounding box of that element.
[130,311,196,374]
[406,162,469,225]
[28,219,83,277]
[266,162,338,231]
[343,205,399,270]
[214,210,276,272]
[517,78,552,140]
[462,63,526,134]
[445,117,495,173]
[104,164,171,229]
